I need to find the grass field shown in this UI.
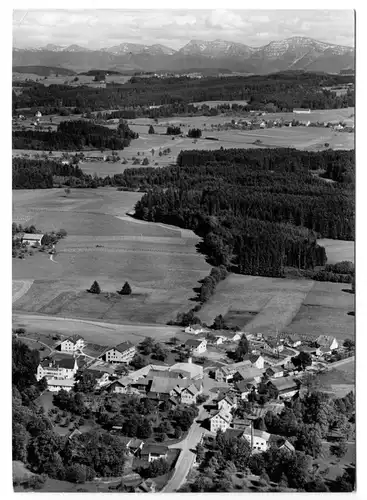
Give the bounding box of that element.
[13,187,210,325]
[197,274,354,341]
[318,239,355,264]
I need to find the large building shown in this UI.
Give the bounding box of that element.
[58,334,85,353]
[101,342,136,364]
[22,233,44,246]
[36,356,78,381]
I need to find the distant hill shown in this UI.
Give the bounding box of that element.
[12,65,76,76]
[13,36,355,75]
[78,69,122,76]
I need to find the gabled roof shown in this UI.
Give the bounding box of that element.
[316,335,336,347]
[115,341,135,353]
[22,233,44,240]
[269,377,299,392]
[148,370,181,380]
[243,427,271,441]
[129,438,144,449]
[47,378,75,387]
[218,393,235,405]
[209,410,232,423]
[235,380,256,393]
[224,428,244,440]
[41,357,76,370]
[185,339,204,348]
[182,383,200,396]
[66,334,84,344]
[141,444,168,456]
[267,366,283,374]
[269,435,295,452]
[169,362,203,379]
[235,366,263,381]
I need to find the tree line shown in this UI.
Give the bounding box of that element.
[13,71,354,114]
[13,119,138,151]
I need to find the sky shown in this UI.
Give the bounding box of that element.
[12,9,355,50]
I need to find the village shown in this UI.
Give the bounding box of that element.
[13,319,354,492]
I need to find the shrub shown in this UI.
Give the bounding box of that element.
[88,280,101,294]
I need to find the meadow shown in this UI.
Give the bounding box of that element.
[12,188,210,326]
[318,239,355,264]
[197,275,354,341]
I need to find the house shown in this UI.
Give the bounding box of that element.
[141,444,168,462]
[235,380,257,400]
[234,366,263,384]
[58,334,85,352]
[106,377,134,394]
[68,428,82,440]
[220,331,242,343]
[269,435,295,453]
[209,410,232,433]
[135,479,157,493]
[22,233,44,246]
[268,377,300,400]
[316,335,339,351]
[298,345,322,357]
[185,338,207,355]
[83,367,111,388]
[242,427,271,453]
[263,338,284,354]
[215,359,262,383]
[179,383,202,404]
[284,334,302,348]
[36,356,78,381]
[185,325,209,335]
[47,378,75,392]
[217,393,237,413]
[282,360,300,375]
[259,121,266,128]
[129,438,145,456]
[101,342,136,364]
[293,108,311,114]
[147,376,186,401]
[35,111,42,118]
[266,366,284,379]
[243,354,265,370]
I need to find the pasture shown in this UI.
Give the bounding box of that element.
[197,275,354,341]
[12,72,130,87]
[13,188,210,325]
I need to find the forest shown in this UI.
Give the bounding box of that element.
[13,71,354,114]
[13,119,138,151]
[128,148,354,277]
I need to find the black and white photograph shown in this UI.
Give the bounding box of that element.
[11,7,356,494]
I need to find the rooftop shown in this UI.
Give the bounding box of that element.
[185,339,204,348]
[115,341,135,353]
[41,357,76,370]
[22,233,44,240]
[141,444,168,456]
[66,334,84,344]
[269,377,299,392]
[47,378,75,387]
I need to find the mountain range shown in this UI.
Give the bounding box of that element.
[13,36,355,75]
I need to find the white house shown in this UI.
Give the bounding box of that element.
[36,357,78,381]
[284,334,302,348]
[47,378,75,392]
[141,444,168,463]
[209,410,232,433]
[242,427,271,453]
[58,334,85,352]
[179,383,202,405]
[22,233,44,246]
[316,335,339,351]
[185,338,207,355]
[102,342,136,364]
[185,325,209,335]
[293,108,311,114]
[217,394,237,413]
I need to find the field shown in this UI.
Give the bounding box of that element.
[197,275,354,341]
[13,188,210,327]
[318,239,355,264]
[13,72,130,87]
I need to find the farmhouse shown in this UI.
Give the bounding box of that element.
[215,360,263,383]
[135,479,157,493]
[141,444,168,463]
[22,233,44,246]
[209,410,232,433]
[284,334,302,348]
[235,380,257,400]
[179,383,202,404]
[169,362,204,380]
[36,356,78,381]
[263,338,284,354]
[185,325,209,335]
[234,366,264,384]
[316,335,339,351]
[101,342,136,364]
[266,366,284,378]
[57,334,85,352]
[185,338,207,355]
[217,393,237,413]
[268,377,300,400]
[105,376,135,394]
[269,436,295,454]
